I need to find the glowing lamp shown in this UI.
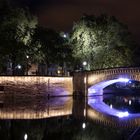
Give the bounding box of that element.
[17,64,21,69]
[63,34,67,38]
[57,70,61,74]
[83,61,87,66]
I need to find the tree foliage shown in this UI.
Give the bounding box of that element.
[31,26,72,66]
[0,5,37,74]
[70,15,138,70]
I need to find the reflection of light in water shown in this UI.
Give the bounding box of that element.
[84,109,86,117]
[88,88,96,94]
[82,123,86,129]
[24,134,28,140]
[117,111,129,118]
[129,100,132,105]
[124,98,128,103]
[110,104,113,109]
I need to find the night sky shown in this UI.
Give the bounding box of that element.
[11,0,140,42]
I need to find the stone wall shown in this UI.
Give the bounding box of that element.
[0,76,73,96]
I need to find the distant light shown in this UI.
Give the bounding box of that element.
[118,78,129,82]
[63,34,67,38]
[57,70,61,74]
[17,64,21,69]
[110,104,113,109]
[26,55,29,59]
[117,111,129,118]
[82,122,86,129]
[83,61,87,66]
[129,100,132,105]
[24,134,28,140]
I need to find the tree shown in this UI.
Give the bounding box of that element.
[70,15,138,70]
[0,6,37,74]
[31,26,72,74]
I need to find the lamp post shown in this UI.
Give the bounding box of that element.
[83,61,87,70]
[26,55,29,75]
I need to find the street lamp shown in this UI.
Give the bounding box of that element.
[83,61,87,70]
[26,55,29,75]
[83,61,87,66]
[26,55,29,59]
[63,34,67,38]
[17,64,21,69]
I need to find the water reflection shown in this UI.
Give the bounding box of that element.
[0,95,130,140]
[103,95,140,113]
[0,94,72,119]
[1,91,140,139]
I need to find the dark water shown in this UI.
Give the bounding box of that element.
[0,93,140,140]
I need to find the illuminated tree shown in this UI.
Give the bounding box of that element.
[70,15,137,70]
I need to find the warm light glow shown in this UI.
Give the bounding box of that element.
[84,109,86,116]
[57,70,61,74]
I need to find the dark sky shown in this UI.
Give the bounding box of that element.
[11,0,140,42]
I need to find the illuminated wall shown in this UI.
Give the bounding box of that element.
[0,76,73,96]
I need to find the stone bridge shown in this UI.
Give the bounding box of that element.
[1,67,140,97]
[73,67,140,96]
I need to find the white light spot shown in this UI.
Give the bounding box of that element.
[24,134,28,140]
[129,100,132,105]
[110,104,113,109]
[117,111,129,118]
[82,122,86,129]
[83,61,87,66]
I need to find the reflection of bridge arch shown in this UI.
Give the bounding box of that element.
[73,67,140,96]
[87,104,140,128]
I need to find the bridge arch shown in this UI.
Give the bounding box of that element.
[73,67,140,96]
